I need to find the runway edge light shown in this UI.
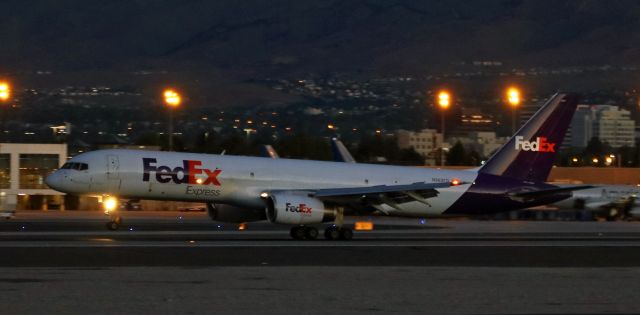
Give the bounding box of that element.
[355,221,374,231]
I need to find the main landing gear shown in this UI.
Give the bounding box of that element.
[324,226,353,240]
[289,226,353,241]
[106,215,123,231]
[289,206,353,240]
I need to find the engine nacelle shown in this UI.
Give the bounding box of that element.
[207,203,266,223]
[265,192,335,225]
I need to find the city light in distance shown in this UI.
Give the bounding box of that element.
[605,157,613,165]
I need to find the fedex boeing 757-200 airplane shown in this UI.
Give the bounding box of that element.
[46,93,587,240]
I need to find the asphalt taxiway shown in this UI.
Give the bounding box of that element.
[2,211,640,314]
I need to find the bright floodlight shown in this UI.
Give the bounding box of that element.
[507,87,521,107]
[0,82,10,101]
[437,91,450,109]
[163,89,182,107]
[103,196,118,213]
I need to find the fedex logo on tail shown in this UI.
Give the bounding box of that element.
[142,158,221,186]
[515,136,556,152]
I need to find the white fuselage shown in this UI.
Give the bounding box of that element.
[47,149,478,216]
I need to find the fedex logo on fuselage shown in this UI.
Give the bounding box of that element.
[142,158,221,186]
[514,136,556,152]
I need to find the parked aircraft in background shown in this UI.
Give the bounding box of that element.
[552,185,639,220]
[45,93,587,240]
[261,139,355,163]
[260,145,279,159]
[331,138,356,163]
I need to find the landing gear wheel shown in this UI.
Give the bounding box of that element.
[304,227,319,240]
[290,226,306,240]
[106,221,119,231]
[339,228,353,240]
[324,226,341,240]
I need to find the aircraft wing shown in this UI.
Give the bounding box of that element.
[311,182,452,198]
[278,181,456,214]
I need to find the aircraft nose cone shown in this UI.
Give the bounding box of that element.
[45,171,62,190]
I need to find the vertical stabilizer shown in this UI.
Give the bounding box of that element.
[331,138,356,163]
[260,145,279,159]
[478,93,579,182]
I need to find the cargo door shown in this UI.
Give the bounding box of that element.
[106,155,121,192]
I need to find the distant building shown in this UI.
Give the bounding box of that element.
[569,105,636,148]
[396,129,443,165]
[0,143,67,211]
[518,98,544,129]
[457,107,496,134]
[448,131,509,158]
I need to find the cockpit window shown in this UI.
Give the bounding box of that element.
[61,162,88,171]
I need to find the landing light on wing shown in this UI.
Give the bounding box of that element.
[451,178,461,186]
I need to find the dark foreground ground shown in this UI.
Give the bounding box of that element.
[1,211,640,314]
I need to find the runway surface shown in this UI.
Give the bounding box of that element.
[2,211,640,267]
[2,211,640,314]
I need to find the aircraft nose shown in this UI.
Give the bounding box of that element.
[45,171,62,190]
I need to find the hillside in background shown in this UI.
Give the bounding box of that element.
[1,0,640,105]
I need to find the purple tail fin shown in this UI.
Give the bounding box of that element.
[479,93,579,182]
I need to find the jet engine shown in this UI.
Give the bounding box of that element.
[206,203,266,223]
[265,192,336,224]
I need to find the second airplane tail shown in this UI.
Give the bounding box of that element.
[478,93,579,183]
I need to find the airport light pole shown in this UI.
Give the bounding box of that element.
[506,87,521,135]
[163,89,182,151]
[0,81,11,143]
[437,90,450,167]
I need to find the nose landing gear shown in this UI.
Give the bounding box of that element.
[102,196,122,231]
[106,215,122,230]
